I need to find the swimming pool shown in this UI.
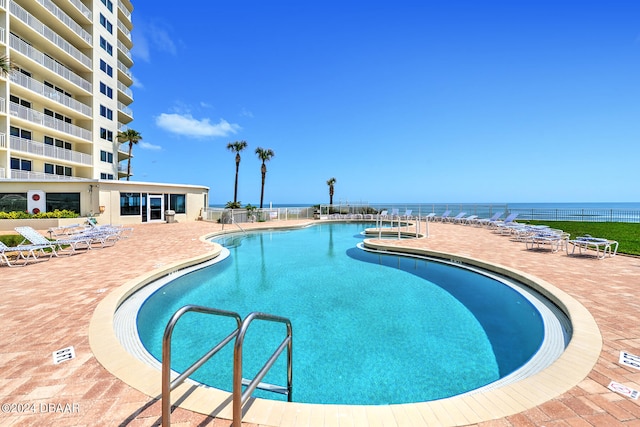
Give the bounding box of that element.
[124,222,569,405]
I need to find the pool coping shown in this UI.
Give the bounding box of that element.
[89,223,602,426]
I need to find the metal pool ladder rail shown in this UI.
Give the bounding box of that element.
[161,305,293,427]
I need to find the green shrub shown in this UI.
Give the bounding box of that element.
[0,209,79,219]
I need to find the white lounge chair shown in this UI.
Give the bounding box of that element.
[566,235,618,259]
[400,209,413,220]
[460,215,478,225]
[15,226,92,256]
[444,212,466,223]
[0,241,52,267]
[423,213,436,222]
[491,213,519,230]
[475,211,504,227]
[435,210,451,222]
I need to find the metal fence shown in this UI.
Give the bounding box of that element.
[204,204,640,224]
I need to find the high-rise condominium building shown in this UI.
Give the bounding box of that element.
[0,1,208,225]
[1,0,133,182]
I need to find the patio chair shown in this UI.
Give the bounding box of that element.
[490,212,519,230]
[400,209,413,220]
[444,212,466,223]
[423,213,436,222]
[474,211,504,227]
[460,215,479,225]
[389,208,400,220]
[0,241,52,267]
[435,210,451,222]
[15,226,92,256]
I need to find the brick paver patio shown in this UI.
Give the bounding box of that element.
[1,220,639,426]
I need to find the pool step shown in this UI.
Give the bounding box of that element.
[242,378,289,395]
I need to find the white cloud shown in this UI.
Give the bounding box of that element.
[139,141,162,150]
[131,20,176,62]
[131,74,144,89]
[156,113,241,138]
[240,108,254,118]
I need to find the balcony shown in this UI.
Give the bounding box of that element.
[118,1,132,22]
[0,167,5,179]
[0,96,5,114]
[117,40,133,64]
[8,169,89,181]
[10,72,92,116]
[0,132,5,148]
[68,0,91,22]
[117,60,133,84]
[117,20,132,47]
[10,1,92,69]
[118,101,133,120]
[10,33,92,93]
[118,163,132,176]
[10,101,92,141]
[9,135,92,166]
[117,81,133,102]
[35,0,92,46]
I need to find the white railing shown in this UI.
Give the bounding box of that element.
[35,0,92,45]
[117,60,132,80]
[9,135,92,165]
[117,40,132,62]
[117,81,133,99]
[0,27,4,44]
[118,1,132,20]
[9,34,92,92]
[0,96,4,114]
[9,169,89,181]
[118,163,132,174]
[0,168,5,179]
[117,20,131,39]
[68,0,91,20]
[0,0,5,9]
[0,132,5,148]
[10,2,92,69]
[118,101,133,118]
[10,73,92,116]
[9,102,92,141]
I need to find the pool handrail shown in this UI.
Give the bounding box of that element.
[161,305,243,427]
[233,311,293,427]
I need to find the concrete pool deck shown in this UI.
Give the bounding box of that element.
[1,220,639,426]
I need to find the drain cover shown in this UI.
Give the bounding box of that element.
[53,346,75,364]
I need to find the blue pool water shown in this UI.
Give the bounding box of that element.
[136,223,544,405]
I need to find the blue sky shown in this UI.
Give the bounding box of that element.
[127,0,640,205]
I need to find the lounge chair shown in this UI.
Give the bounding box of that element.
[566,235,618,259]
[15,226,92,256]
[460,215,478,225]
[435,210,451,222]
[525,230,569,253]
[389,208,400,220]
[0,241,54,267]
[474,211,504,227]
[423,213,436,222]
[490,212,519,230]
[400,209,413,220]
[444,212,466,223]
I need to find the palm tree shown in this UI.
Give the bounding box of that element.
[326,177,336,205]
[226,140,248,204]
[0,55,16,77]
[255,147,275,209]
[117,129,142,181]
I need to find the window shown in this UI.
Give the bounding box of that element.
[120,192,142,216]
[10,126,32,140]
[44,136,71,150]
[46,193,80,213]
[100,59,113,77]
[44,108,72,124]
[10,95,31,108]
[44,81,72,98]
[101,0,113,13]
[100,173,114,180]
[100,82,113,98]
[100,150,113,163]
[100,105,113,120]
[100,14,113,33]
[100,37,113,55]
[10,157,32,171]
[0,193,28,212]
[100,127,114,141]
[165,194,186,214]
[44,163,71,177]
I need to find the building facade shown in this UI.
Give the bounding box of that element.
[0,0,208,224]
